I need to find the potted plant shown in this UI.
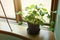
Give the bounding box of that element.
[17,4,53,35]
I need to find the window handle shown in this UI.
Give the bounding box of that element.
[51,10,57,14]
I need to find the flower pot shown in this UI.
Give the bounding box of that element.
[27,22,40,35]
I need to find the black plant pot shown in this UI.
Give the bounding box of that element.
[27,22,40,35]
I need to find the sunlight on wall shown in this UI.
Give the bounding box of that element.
[21,0,52,23]
[0,0,15,18]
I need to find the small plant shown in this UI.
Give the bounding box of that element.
[18,4,49,25]
[49,21,54,31]
[17,4,54,32]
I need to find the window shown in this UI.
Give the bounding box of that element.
[0,0,58,27]
[0,0,15,19]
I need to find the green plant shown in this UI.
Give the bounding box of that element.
[17,4,54,31]
[49,21,54,31]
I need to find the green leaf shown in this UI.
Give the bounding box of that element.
[49,27,54,31]
[25,7,30,11]
[39,10,45,16]
[39,20,44,26]
[39,4,43,6]
[42,8,47,12]
[41,13,44,16]
[18,21,22,25]
[47,14,51,18]
[17,11,23,15]
[33,10,36,14]
[35,5,38,9]
[29,4,35,9]
[50,21,54,27]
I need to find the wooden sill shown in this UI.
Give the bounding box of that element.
[0,16,16,20]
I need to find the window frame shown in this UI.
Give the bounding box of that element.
[51,0,58,28]
[0,0,58,27]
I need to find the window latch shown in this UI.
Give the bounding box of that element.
[51,10,57,14]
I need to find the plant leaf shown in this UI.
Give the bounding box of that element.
[50,21,54,27]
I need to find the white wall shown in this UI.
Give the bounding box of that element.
[54,0,60,40]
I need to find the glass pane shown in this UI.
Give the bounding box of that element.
[0,0,15,18]
[0,4,4,16]
[21,0,52,23]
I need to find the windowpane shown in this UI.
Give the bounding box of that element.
[0,4,4,16]
[21,0,52,23]
[0,0,15,18]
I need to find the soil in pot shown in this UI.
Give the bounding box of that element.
[27,22,40,35]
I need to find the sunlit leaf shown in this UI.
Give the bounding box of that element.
[29,4,35,9]
[42,8,47,12]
